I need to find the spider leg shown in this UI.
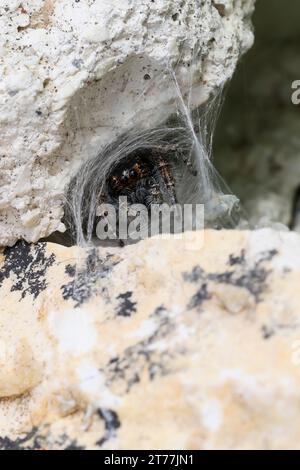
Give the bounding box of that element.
[156,153,177,205]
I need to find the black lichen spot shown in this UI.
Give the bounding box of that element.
[183,249,278,304]
[228,249,246,266]
[0,427,43,450]
[104,306,177,393]
[56,434,85,450]
[182,265,204,283]
[260,249,278,262]
[232,266,269,301]
[61,250,119,307]
[208,262,269,302]
[0,426,86,450]
[188,283,211,310]
[64,442,85,450]
[116,291,137,317]
[0,241,55,300]
[262,325,275,340]
[65,263,76,277]
[96,409,121,447]
[209,271,234,284]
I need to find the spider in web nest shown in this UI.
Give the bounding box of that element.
[59,123,241,248]
[103,146,179,209]
[93,144,187,246]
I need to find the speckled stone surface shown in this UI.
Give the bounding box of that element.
[1,229,300,449]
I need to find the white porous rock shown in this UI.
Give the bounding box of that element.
[0,0,255,245]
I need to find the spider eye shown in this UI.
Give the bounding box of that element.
[110,176,118,187]
[129,169,136,178]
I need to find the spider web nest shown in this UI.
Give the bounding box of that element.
[62,51,247,248]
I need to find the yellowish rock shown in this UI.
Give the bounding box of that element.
[0,229,300,449]
[0,339,43,398]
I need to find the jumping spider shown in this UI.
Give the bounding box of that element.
[62,140,199,247]
[94,146,182,245]
[102,147,178,209]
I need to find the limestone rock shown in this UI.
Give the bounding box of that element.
[1,229,300,449]
[0,0,255,246]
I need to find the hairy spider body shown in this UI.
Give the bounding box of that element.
[104,148,177,209]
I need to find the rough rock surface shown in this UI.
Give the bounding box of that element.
[215,4,300,230]
[0,0,255,246]
[218,111,300,230]
[1,229,300,450]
